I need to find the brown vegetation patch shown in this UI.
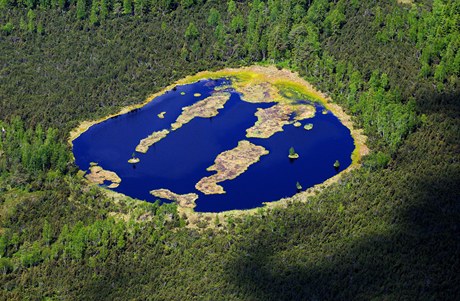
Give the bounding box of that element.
[195,140,269,195]
[135,129,169,153]
[150,189,199,209]
[86,165,121,188]
[246,103,315,138]
[171,92,231,130]
[238,82,277,103]
[246,104,293,138]
[292,103,315,121]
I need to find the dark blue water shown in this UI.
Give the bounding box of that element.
[73,79,355,212]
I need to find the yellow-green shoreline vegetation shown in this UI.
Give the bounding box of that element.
[150,189,198,209]
[86,165,122,188]
[135,129,169,154]
[171,92,231,130]
[69,65,368,216]
[195,140,269,195]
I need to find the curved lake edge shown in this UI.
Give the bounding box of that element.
[69,65,369,224]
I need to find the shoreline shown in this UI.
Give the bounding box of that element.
[68,65,369,226]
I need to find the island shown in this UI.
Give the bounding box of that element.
[246,104,294,138]
[150,189,199,209]
[246,103,315,138]
[171,92,231,130]
[135,129,170,153]
[304,123,313,130]
[195,140,269,195]
[288,147,299,159]
[86,165,121,188]
[157,111,166,119]
[128,157,140,164]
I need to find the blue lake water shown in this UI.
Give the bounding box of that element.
[73,79,355,212]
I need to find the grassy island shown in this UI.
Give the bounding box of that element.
[195,140,269,195]
[171,92,231,130]
[304,123,314,130]
[128,158,140,164]
[135,129,170,153]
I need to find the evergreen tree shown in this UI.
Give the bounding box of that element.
[76,0,86,19]
[123,0,132,15]
[27,9,35,32]
[90,0,99,25]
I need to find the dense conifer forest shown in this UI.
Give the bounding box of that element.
[0,0,459,299]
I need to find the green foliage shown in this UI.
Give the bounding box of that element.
[89,0,99,25]
[0,118,70,176]
[76,0,86,19]
[207,7,220,26]
[1,22,13,35]
[0,258,13,274]
[180,0,193,9]
[184,21,199,40]
[296,181,302,190]
[0,0,458,299]
[364,151,391,170]
[27,9,35,32]
[334,160,340,169]
[123,0,132,15]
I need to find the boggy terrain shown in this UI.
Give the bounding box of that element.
[1,0,458,299]
[78,66,366,211]
[195,140,269,195]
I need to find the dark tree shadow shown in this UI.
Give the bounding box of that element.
[223,89,460,300]
[224,168,460,301]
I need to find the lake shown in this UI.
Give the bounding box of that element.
[73,78,355,212]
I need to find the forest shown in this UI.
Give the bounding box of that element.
[0,0,459,300]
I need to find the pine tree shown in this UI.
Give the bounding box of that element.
[100,0,108,20]
[27,9,35,32]
[90,0,99,25]
[76,0,86,19]
[123,0,132,15]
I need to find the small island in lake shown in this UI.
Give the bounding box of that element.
[288,147,299,159]
[304,123,313,130]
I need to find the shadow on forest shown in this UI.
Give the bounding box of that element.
[224,165,460,300]
[224,89,460,300]
[416,87,460,119]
